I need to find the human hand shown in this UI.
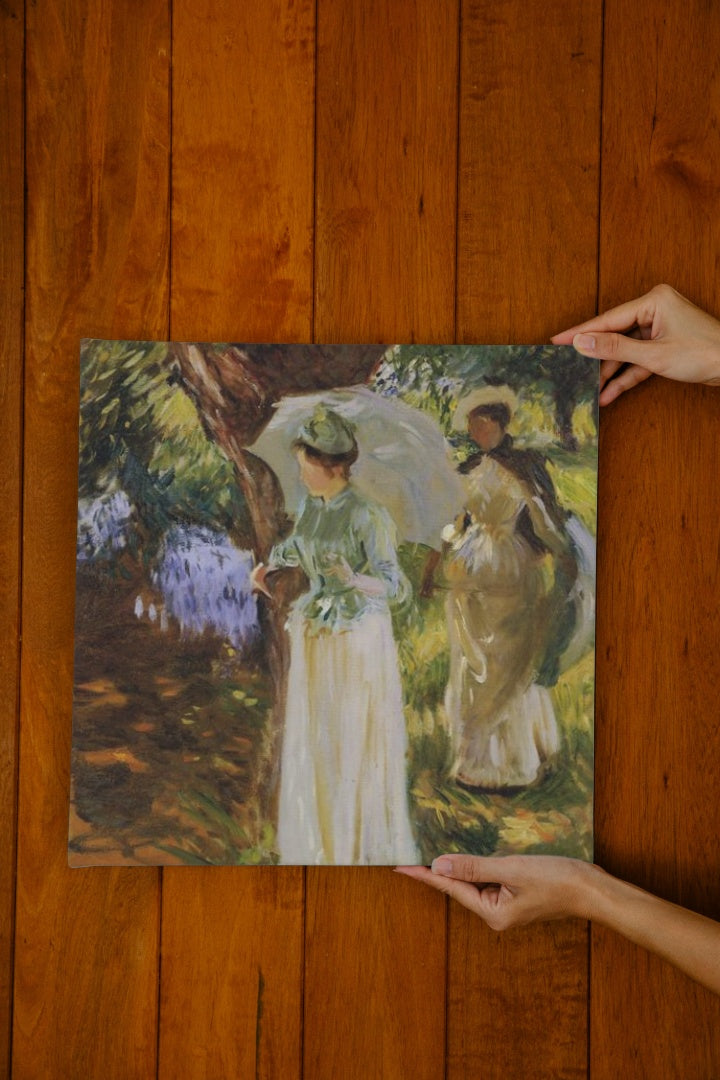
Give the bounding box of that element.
[249,562,272,598]
[395,854,599,929]
[398,854,720,994]
[325,554,355,585]
[552,283,720,405]
[325,555,388,597]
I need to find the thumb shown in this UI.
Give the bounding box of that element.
[573,331,665,374]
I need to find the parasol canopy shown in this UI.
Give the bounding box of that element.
[248,386,466,550]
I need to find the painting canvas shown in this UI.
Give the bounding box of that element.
[70,340,597,867]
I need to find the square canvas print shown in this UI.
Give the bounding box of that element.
[70,340,597,866]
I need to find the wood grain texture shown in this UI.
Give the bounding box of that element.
[457,0,603,343]
[7,2,720,1074]
[593,1,720,1071]
[593,381,720,1061]
[14,1,170,1076]
[0,2,24,1073]
[449,3,602,1075]
[171,0,315,343]
[449,922,588,1080]
[314,0,459,344]
[160,868,303,1079]
[159,3,313,1076]
[305,869,447,1080]
[306,2,458,1076]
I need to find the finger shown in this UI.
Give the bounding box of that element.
[431,854,515,885]
[550,337,639,395]
[597,342,653,390]
[551,291,659,341]
[550,328,581,345]
[402,869,523,931]
[598,357,623,391]
[473,884,506,921]
[394,865,433,881]
[572,331,669,374]
[598,365,653,405]
[395,866,486,914]
[555,324,646,343]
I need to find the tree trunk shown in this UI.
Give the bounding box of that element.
[553,387,579,452]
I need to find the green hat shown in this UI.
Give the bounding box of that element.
[297,404,357,455]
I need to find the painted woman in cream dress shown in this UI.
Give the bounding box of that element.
[442,387,575,790]
[252,405,418,865]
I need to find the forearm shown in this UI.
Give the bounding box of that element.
[582,866,720,995]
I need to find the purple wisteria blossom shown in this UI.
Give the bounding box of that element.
[77,491,135,562]
[150,525,259,650]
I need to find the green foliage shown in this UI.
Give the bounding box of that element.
[404,640,595,863]
[79,338,250,553]
[394,544,451,715]
[373,343,598,450]
[546,446,598,533]
[158,791,278,865]
[79,339,168,494]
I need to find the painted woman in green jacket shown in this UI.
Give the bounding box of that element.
[252,405,418,865]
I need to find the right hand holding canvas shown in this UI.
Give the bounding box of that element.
[397,853,720,995]
[396,854,595,928]
[551,284,720,405]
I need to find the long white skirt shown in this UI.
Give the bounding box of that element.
[276,610,418,865]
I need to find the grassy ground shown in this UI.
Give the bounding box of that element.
[405,651,594,864]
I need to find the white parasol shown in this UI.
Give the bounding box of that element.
[248,386,466,550]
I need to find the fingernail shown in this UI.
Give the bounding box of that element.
[431,857,453,875]
[574,333,596,351]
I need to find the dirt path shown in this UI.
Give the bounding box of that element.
[70,566,273,866]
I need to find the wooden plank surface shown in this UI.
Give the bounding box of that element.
[593,1,720,1072]
[6,1,720,1075]
[314,0,459,345]
[170,0,315,343]
[0,1,24,1074]
[457,0,603,342]
[13,1,170,1075]
[306,3,458,1077]
[158,2,314,1075]
[448,3,602,1075]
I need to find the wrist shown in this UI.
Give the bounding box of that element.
[562,861,613,921]
[576,862,656,927]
